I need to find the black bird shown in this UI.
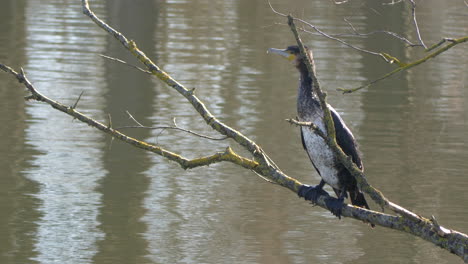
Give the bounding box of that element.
[268,45,370,218]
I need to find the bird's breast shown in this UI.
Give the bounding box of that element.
[301,120,342,190]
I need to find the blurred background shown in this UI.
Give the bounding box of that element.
[0,0,467,263]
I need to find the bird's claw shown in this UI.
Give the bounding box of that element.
[298,184,328,203]
[299,184,345,219]
[325,197,344,219]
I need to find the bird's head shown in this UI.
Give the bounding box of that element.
[267,45,313,70]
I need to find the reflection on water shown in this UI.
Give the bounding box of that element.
[21,1,107,264]
[0,3,41,264]
[0,0,466,263]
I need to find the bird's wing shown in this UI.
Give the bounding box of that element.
[300,128,307,150]
[329,106,364,171]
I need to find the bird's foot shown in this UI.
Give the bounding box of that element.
[298,184,328,204]
[325,197,345,219]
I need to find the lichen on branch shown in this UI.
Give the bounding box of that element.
[0,1,466,262]
[285,14,467,261]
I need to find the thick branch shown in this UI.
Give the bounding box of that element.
[286,14,467,261]
[286,15,444,214]
[82,0,260,158]
[3,58,467,263]
[0,64,258,171]
[1,1,466,261]
[81,0,305,193]
[286,15,336,143]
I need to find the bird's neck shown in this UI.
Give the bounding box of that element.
[298,61,317,101]
[299,67,312,92]
[297,60,321,119]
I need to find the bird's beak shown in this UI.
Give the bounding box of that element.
[267,48,295,61]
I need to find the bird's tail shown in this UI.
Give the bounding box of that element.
[350,189,370,210]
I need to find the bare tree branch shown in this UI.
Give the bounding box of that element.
[286,15,432,226]
[117,112,229,141]
[0,64,256,171]
[286,118,326,140]
[407,0,427,49]
[332,0,349,4]
[72,91,84,109]
[125,110,144,127]
[99,54,152,75]
[288,16,386,210]
[426,37,456,52]
[3,51,467,262]
[338,36,468,93]
[287,118,461,229]
[342,18,421,47]
[0,1,466,261]
[82,0,261,158]
[106,113,112,129]
[268,2,389,61]
[286,15,467,261]
[382,0,404,5]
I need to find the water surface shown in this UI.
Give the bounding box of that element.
[0,0,467,263]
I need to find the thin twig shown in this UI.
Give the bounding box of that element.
[126,110,144,127]
[268,2,389,61]
[382,0,404,5]
[407,0,427,49]
[339,36,468,93]
[430,215,451,237]
[285,118,327,140]
[275,19,420,49]
[332,0,349,4]
[300,28,386,59]
[72,91,84,109]
[100,54,152,74]
[117,124,229,141]
[426,38,455,52]
[343,18,421,47]
[107,113,112,129]
[268,1,287,17]
[120,112,228,141]
[252,170,277,184]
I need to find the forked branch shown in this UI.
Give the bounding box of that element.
[0,1,466,261]
[338,36,468,93]
[0,64,257,171]
[268,2,467,93]
[286,15,467,261]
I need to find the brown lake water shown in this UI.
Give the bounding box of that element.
[0,0,467,263]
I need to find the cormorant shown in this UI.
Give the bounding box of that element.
[268,45,370,218]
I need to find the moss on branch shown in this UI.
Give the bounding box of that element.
[339,36,468,93]
[1,3,465,262]
[286,15,467,261]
